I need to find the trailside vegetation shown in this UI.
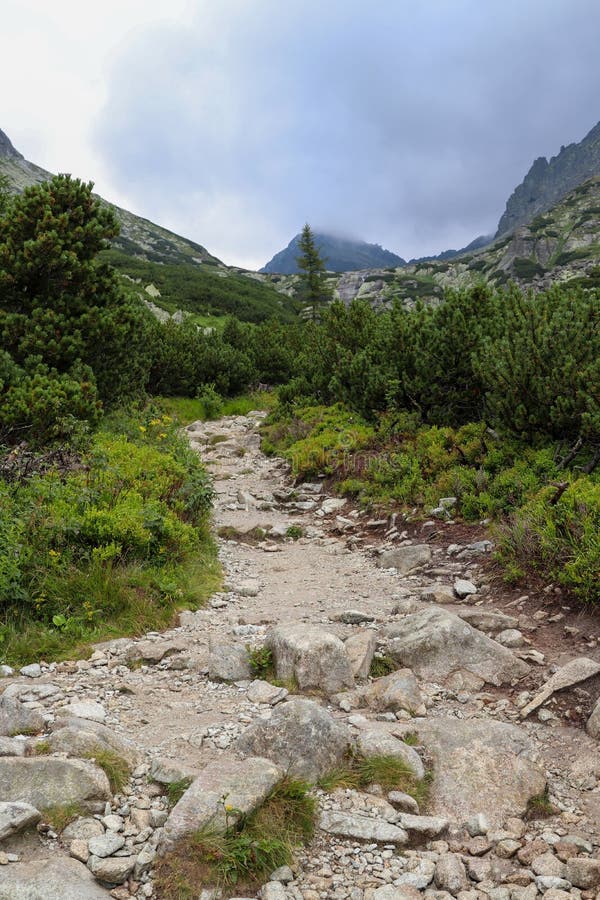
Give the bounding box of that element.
[0,175,598,627]
[261,286,600,605]
[0,408,219,665]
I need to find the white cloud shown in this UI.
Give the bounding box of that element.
[1,0,191,206]
[3,1,600,268]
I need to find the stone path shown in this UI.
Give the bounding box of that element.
[0,411,599,900]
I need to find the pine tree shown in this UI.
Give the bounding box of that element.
[0,174,151,404]
[0,175,153,441]
[296,224,331,318]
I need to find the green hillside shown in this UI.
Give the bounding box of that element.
[0,127,297,324]
[103,249,301,324]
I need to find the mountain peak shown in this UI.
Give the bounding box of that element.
[0,129,23,161]
[261,231,405,274]
[496,119,600,236]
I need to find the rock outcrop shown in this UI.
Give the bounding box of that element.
[384,607,529,687]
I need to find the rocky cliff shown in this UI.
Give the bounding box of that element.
[496,120,600,236]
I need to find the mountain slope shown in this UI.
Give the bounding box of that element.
[496,120,600,236]
[266,177,600,309]
[0,128,297,323]
[261,231,406,274]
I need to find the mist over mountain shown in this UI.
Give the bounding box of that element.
[260,232,406,274]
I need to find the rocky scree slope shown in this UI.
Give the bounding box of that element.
[0,412,599,899]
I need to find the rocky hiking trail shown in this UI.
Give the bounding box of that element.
[1,411,600,900]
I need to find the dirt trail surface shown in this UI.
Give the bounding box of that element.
[1,412,599,900]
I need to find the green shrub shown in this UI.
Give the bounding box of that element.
[195,384,224,419]
[512,257,545,279]
[497,478,600,603]
[0,409,218,665]
[247,646,275,679]
[476,284,600,444]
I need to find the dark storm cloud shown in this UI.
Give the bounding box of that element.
[95,0,600,267]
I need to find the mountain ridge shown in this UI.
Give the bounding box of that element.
[496,119,600,236]
[0,127,298,324]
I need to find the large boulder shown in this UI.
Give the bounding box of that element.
[47,720,142,767]
[344,631,376,680]
[0,800,41,841]
[376,545,432,574]
[415,717,546,827]
[384,607,529,686]
[0,694,45,737]
[236,698,351,781]
[208,637,252,682]
[265,624,354,695]
[0,757,111,808]
[360,669,426,716]
[160,754,282,851]
[0,856,109,899]
[354,728,425,780]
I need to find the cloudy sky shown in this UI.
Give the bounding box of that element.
[2,1,600,268]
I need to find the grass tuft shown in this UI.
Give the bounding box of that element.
[165,777,193,807]
[318,752,431,807]
[525,786,556,820]
[247,646,275,680]
[154,777,315,899]
[40,802,87,832]
[369,655,398,678]
[83,747,130,794]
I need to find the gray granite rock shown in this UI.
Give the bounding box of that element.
[0,856,109,899]
[345,631,376,680]
[360,668,426,716]
[265,624,354,694]
[384,607,528,687]
[160,754,282,851]
[0,800,41,841]
[208,637,252,682]
[87,853,136,884]
[415,717,546,827]
[566,857,600,889]
[0,757,110,808]
[88,831,125,858]
[377,545,432,574]
[236,698,351,781]
[319,810,408,844]
[48,720,142,767]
